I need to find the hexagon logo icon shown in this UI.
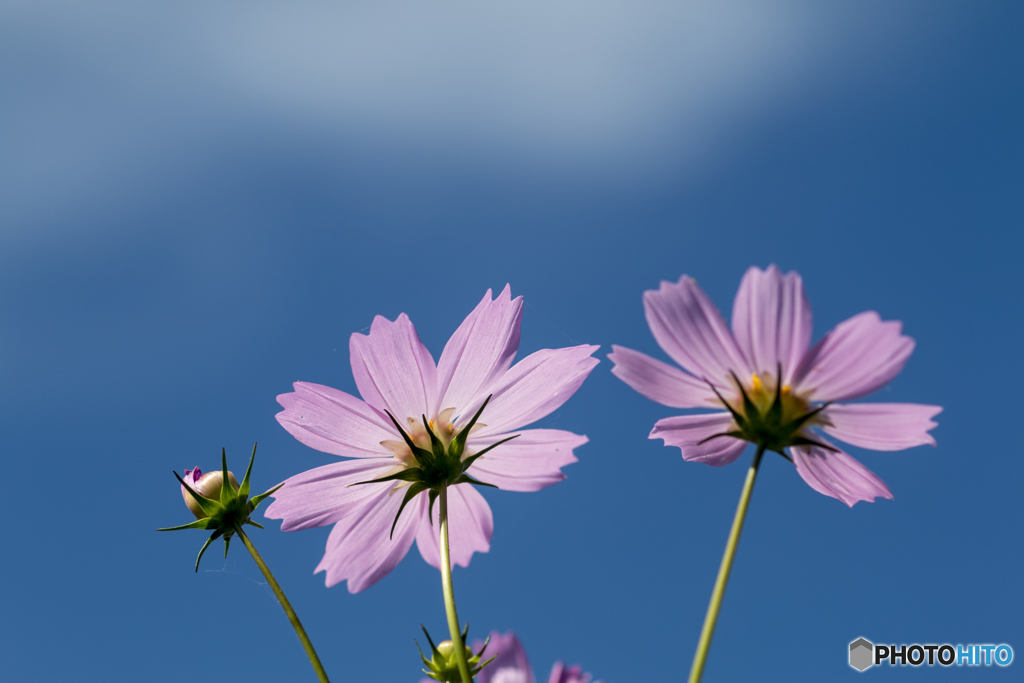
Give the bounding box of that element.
[849,638,874,671]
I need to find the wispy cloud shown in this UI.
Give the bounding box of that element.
[0,1,949,241]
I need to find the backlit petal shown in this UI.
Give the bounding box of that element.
[822,403,941,451]
[608,345,717,408]
[473,631,534,683]
[643,275,751,385]
[731,265,812,384]
[276,382,394,458]
[437,285,523,415]
[350,313,438,421]
[264,458,395,531]
[793,311,914,402]
[649,411,747,466]
[416,484,493,570]
[469,345,600,435]
[790,439,893,506]
[467,429,585,492]
[315,485,424,593]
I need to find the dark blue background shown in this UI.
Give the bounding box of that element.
[1,2,1020,681]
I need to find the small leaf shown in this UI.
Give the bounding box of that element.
[453,473,497,489]
[249,482,285,510]
[195,531,222,572]
[349,468,423,487]
[220,448,233,504]
[453,395,491,458]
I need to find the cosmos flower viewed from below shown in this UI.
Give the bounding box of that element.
[609,265,941,683]
[609,265,941,505]
[266,285,599,593]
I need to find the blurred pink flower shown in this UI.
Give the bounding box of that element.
[468,631,601,683]
[609,265,941,506]
[266,286,599,592]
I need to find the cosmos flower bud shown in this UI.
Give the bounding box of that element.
[181,467,240,519]
[159,445,282,571]
[419,626,495,683]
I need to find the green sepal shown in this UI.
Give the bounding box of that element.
[428,489,439,526]
[391,483,428,539]
[157,518,217,532]
[779,402,831,435]
[195,530,222,572]
[704,379,748,430]
[238,442,258,500]
[788,435,840,453]
[460,434,519,470]
[249,482,284,510]
[174,471,224,517]
[453,473,498,489]
[220,448,234,505]
[421,625,442,659]
[384,409,436,468]
[766,363,784,424]
[246,520,265,529]
[350,468,424,487]
[729,371,761,429]
[223,534,231,558]
[696,430,746,446]
[423,415,447,461]
[452,395,491,459]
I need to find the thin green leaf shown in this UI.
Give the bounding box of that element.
[454,473,498,489]
[195,532,221,572]
[249,482,285,510]
[239,442,257,500]
[349,468,423,487]
[704,379,747,429]
[453,395,491,457]
[220,448,233,504]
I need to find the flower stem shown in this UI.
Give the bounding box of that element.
[234,524,331,683]
[687,444,766,683]
[439,486,474,683]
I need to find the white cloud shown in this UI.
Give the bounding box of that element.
[0,1,950,242]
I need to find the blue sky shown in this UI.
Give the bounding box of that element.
[1,2,1021,681]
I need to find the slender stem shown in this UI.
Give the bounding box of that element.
[688,445,766,683]
[235,525,331,683]
[439,486,474,683]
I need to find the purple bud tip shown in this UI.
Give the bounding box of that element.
[184,467,201,485]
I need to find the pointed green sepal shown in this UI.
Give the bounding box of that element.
[246,520,265,529]
[239,442,258,500]
[704,378,748,429]
[460,434,519,470]
[452,395,491,458]
[696,430,746,446]
[157,518,217,532]
[349,468,424,487]
[391,483,428,539]
[174,471,224,517]
[453,473,498,489]
[195,531,222,572]
[385,409,436,467]
[788,435,840,452]
[249,482,285,510]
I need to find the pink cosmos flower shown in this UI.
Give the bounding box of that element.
[609,265,941,506]
[468,631,602,683]
[266,286,599,592]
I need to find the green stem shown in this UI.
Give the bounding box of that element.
[439,486,474,683]
[234,525,331,683]
[688,445,766,683]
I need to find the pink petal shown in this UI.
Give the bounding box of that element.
[276,382,395,458]
[731,265,812,384]
[467,429,585,492]
[547,662,594,683]
[473,631,534,683]
[649,412,747,466]
[822,403,941,451]
[315,485,424,593]
[642,275,752,385]
[607,345,717,408]
[790,439,893,506]
[437,285,523,416]
[416,483,493,570]
[792,311,915,402]
[470,345,600,435]
[263,458,395,531]
[349,313,438,422]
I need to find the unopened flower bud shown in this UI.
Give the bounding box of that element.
[181,467,239,519]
